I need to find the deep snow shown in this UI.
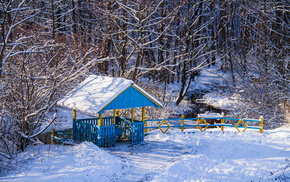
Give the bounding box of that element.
[1,127,289,182]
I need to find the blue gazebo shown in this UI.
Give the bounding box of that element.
[57,75,163,147]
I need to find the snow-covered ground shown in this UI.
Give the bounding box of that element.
[1,127,289,182]
[1,65,289,181]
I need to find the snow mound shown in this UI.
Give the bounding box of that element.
[148,128,290,181]
[1,142,130,182]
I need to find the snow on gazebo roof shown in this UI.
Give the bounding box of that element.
[57,75,163,116]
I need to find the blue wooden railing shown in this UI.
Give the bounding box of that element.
[145,116,263,133]
[50,116,145,147]
[51,129,73,144]
[131,122,145,144]
[72,118,116,147]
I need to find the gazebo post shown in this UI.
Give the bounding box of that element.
[131,108,134,123]
[73,109,77,120]
[117,109,120,116]
[99,114,102,126]
[142,107,147,133]
[113,109,116,125]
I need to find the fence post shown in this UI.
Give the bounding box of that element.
[260,116,263,133]
[221,112,224,132]
[181,115,184,132]
[51,128,55,144]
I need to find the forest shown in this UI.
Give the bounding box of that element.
[0,0,289,159]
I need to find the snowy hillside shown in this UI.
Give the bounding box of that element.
[1,127,289,182]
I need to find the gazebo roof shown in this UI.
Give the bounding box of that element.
[57,75,163,116]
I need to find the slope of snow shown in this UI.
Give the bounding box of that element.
[148,128,290,181]
[0,142,131,182]
[202,91,247,112]
[1,127,289,182]
[194,65,228,89]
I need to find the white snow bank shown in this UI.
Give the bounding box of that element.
[198,112,222,118]
[0,142,130,182]
[1,127,290,182]
[202,91,247,112]
[147,128,290,181]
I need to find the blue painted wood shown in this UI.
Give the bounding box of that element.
[99,86,161,113]
[72,116,146,147]
[51,129,73,142]
[73,118,117,147]
[76,117,115,126]
[146,117,260,123]
[131,122,144,145]
[223,118,241,121]
[145,118,199,122]
[242,119,260,123]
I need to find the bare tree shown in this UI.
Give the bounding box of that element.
[174,0,215,105]
[96,0,178,81]
[0,0,110,158]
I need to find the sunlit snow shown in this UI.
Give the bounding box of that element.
[1,127,289,182]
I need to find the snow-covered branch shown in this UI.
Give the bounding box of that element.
[20,113,57,140]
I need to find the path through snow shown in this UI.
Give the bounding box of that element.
[107,138,191,181]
